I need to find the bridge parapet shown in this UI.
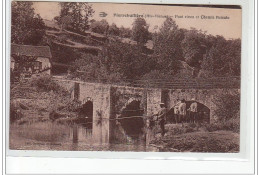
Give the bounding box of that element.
[55,76,240,89]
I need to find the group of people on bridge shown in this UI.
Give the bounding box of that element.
[173,98,199,124]
[149,98,200,137]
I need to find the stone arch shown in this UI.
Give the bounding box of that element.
[78,99,94,129]
[118,100,144,139]
[119,97,141,113]
[186,100,210,123]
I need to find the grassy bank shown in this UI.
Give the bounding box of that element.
[149,123,239,152]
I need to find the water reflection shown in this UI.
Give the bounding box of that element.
[67,124,157,151]
[10,122,158,152]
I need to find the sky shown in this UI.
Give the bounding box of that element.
[33,2,242,39]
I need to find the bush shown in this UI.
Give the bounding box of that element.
[90,20,109,34]
[213,91,240,121]
[222,117,240,133]
[58,100,81,112]
[10,102,23,123]
[49,110,66,121]
[203,122,221,132]
[204,117,240,133]
[166,124,195,135]
[30,75,68,95]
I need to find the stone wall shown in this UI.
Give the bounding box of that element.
[146,88,162,116]
[110,86,147,141]
[166,88,240,122]
[78,82,111,144]
[110,86,146,115]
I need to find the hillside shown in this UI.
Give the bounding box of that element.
[43,19,240,80]
[44,19,155,75]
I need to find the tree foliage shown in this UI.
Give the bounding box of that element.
[213,92,240,121]
[54,15,72,31]
[55,2,94,32]
[201,36,241,77]
[69,41,157,81]
[108,23,120,36]
[181,29,207,69]
[11,54,38,81]
[153,18,185,74]
[90,19,109,35]
[132,18,150,45]
[11,1,46,45]
[119,26,132,38]
[62,17,241,82]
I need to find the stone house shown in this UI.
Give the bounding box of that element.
[11,44,52,76]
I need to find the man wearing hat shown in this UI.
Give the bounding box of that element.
[154,102,167,136]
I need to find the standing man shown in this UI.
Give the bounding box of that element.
[154,102,167,136]
[179,99,187,125]
[174,98,181,123]
[189,98,198,123]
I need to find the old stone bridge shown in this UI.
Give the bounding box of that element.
[55,78,240,144]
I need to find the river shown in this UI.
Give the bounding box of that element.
[9,123,158,152]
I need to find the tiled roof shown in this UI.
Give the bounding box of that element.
[11,44,52,58]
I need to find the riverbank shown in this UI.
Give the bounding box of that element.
[149,124,239,152]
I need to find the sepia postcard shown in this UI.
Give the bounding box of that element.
[9,1,242,153]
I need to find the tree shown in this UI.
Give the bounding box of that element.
[90,19,109,35]
[181,29,207,69]
[69,40,156,82]
[69,53,124,82]
[11,1,46,45]
[11,54,38,82]
[56,2,94,32]
[153,18,185,74]
[54,15,72,31]
[108,23,120,36]
[213,92,240,121]
[225,39,241,76]
[132,18,150,45]
[104,41,157,79]
[200,36,241,77]
[200,53,214,78]
[119,26,132,38]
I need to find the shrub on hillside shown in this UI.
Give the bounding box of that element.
[58,100,81,112]
[213,91,240,121]
[30,75,68,95]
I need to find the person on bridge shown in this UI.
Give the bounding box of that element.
[174,98,181,123]
[179,99,187,125]
[154,102,167,137]
[188,98,198,123]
